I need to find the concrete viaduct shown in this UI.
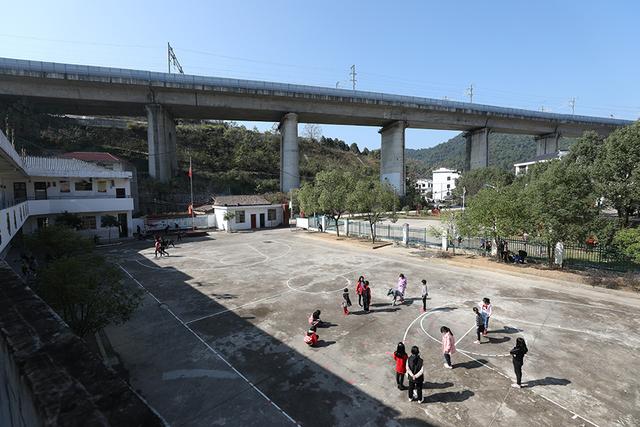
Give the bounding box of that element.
[0,58,632,195]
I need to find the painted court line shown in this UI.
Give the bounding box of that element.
[406,306,600,427]
[455,325,476,346]
[118,264,300,426]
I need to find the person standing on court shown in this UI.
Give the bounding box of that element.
[356,276,365,307]
[392,342,408,390]
[341,288,352,315]
[420,279,429,312]
[441,326,456,369]
[480,298,493,335]
[362,281,371,312]
[473,307,485,343]
[406,346,424,402]
[510,337,528,388]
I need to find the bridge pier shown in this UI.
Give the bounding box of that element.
[464,128,490,171]
[379,121,407,196]
[536,132,560,156]
[146,104,177,182]
[279,113,299,193]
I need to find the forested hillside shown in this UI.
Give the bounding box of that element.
[406,133,573,173]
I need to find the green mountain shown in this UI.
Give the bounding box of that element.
[406,133,573,173]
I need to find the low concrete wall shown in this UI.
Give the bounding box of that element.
[0,262,166,426]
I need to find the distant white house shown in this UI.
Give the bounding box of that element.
[514,151,568,175]
[432,168,460,201]
[212,195,284,232]
[415,178,433,198]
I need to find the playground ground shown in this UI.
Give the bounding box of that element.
[103,228,640,426]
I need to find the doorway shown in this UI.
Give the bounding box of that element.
[118,213,128,238]
[250,214,257,229]
[34,182,47,200]
[259,213,265,228]
[13,182,27,203]
[116,188,126,198]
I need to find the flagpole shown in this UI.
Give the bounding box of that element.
[189,156,194,231]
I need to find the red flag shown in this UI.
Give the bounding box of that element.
[188,165,192,178]
[188,204,193,215]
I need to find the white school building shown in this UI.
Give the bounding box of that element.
[432,167,460,201]
[0,130,134,255]
[212,195,284,232]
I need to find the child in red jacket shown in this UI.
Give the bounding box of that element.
[304,326,319,346]
[393,342,409,390]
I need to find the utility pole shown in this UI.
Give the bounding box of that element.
[466,84,474,103]
[569,97,576,115]
[336,81,340,88]
[350,64,357,90]
[540,106,545,112]
[167,42,184,74]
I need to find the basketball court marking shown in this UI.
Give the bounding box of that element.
[119,264,300,426]
[404,302,600,427]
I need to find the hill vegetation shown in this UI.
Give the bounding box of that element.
[406,133,573,174]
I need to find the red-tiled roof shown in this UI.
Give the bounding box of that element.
[61,152,121,162]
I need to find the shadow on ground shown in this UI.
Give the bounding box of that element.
[113,250,437,426]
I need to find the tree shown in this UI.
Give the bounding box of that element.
[25,225,94,261]
[35,254,141,337]
[596,122,640,226]
[55,211,82,229]
[349,142,360,154]
[525,160,598,265]
[298,170,353,236]
[348,178,398,243]
[362,147,370,156]
[223,211,236,232]
[100,215,120,242]
[613,228,640,263]
[303,124,322,142]
[459,184,528,259]
[452,167,514,201]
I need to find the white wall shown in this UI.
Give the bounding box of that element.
[432,170,460,201]
[0,202,29,254]
[216,205,283,231]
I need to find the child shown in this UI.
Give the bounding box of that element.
[304,326,319,347]
[393,342,408,390]
[441,326,456,369]
[362,281,371,312]
[473,307,485,343]
[342,288,352,315]
[356,276,365,307]
[393,274,407,306]
[481,298,492,336]
[308,310,322,327]
[154,237,162,258]
[510,337,528,388]
[421,279,428,312]
[406,346,424,402]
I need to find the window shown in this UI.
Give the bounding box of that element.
[97,180,108,193]
[59,180,70,193]
[236,210,245,223]
[447,184,450,189]
[13,182,27,203]
[268,209,276,221]
[75,180,92,191]
[80,215,97,230]
[447,176,451,181]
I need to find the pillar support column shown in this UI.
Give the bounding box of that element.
[379,121,407,196]
[464,128,490,171]
[146,104,177,182]
[535,132,560,156]
[279,113,299,193]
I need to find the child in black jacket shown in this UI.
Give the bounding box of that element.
[510,337,528,388]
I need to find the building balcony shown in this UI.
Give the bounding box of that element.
[28,196,133,216]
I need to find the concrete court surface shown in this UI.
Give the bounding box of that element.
[104,229,640,427]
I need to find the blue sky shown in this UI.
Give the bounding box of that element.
[1,1,638,150]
